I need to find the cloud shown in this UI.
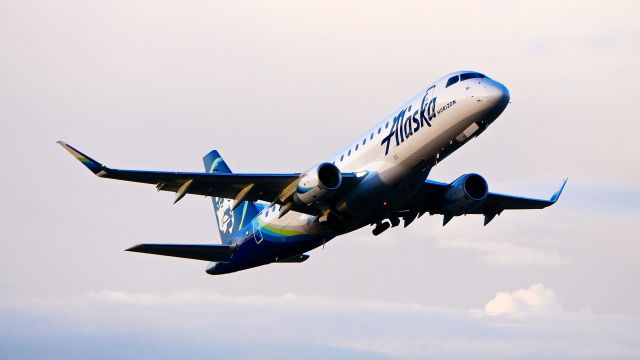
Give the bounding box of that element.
[484,284,561,316]
[428,222,566,267]
[3,289,640,359]
[1,1,640,359]
[86,290,301,306]
[434,237,566,267]
[84,290,446,315]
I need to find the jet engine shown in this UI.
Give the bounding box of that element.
[442,173,488,215]
[293,162,342,205]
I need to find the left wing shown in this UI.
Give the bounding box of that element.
[57,141,358,215]
[420,178,567,225]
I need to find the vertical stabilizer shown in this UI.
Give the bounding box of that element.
[203,150,260,244]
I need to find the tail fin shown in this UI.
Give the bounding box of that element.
[203,150,260,245]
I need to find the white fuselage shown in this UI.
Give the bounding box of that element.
[256,71,509,239]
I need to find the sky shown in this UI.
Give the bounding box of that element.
[1,0,639,359]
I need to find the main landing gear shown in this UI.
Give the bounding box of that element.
[372,215,400,236]
[372,221,390,236]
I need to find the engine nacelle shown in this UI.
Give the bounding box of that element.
[442,173,488,215]
[293,162,342,205]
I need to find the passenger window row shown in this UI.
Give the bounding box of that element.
[336,123,386,163]
[335,103,412,163]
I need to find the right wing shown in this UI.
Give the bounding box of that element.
[418,178,567,225]
[469,180,567,213]
[58,141,359,214]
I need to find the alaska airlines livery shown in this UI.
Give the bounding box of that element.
[59,71,566,274]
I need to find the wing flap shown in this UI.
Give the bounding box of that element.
[126,244,235,262]
[102,168,299,203]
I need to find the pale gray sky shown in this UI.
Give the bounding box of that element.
[1,1,639,359]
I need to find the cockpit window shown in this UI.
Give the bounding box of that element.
[446,75,459,88]
[460,72,486,81]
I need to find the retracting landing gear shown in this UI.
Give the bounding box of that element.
[372,221,391,236]
[372,213,402,236]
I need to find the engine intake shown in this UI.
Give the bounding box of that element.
[442,173,488,215]
[293,162,342,205]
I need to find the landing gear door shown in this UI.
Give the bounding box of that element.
[252,220,263,244]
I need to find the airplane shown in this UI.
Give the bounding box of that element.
[58,70,567,275]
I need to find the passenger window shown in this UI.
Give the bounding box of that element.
[446,75,459,87]
[355,144,359,151]
[370,133,374,140]
[378,127,381,134]
[363,138,366,145]
[385,122,389,129]
[340,155,344,161]
[348,149,351,156]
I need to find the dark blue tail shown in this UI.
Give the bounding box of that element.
[203,150,260,245]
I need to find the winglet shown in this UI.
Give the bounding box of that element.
[57,141,108,176]
[550,178,568,202]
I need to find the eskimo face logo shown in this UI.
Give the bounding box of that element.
[214,197,235,234]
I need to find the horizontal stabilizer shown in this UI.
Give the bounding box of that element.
[126,243,235,262]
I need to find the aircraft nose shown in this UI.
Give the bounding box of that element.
[478,80,510,109]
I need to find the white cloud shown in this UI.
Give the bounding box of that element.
[440,238,565,266]
[85,290,302,307]
[2,0,640,359]
[2,289,640,359]
[431,231,566,267]
[484,284,561,316]
[85,290,445,314]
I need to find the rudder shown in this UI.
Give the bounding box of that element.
[203,150,260,245]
